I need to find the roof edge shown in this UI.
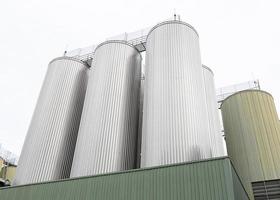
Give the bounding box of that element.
[221,89,273,108]
[4,156,229,189]
[94,40,142,59]
[147,20,199,40]
[202,65,214,75]
[49,56,90,68]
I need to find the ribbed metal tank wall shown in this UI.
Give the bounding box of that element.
[70,41,141,177]
[202,65,225,157]
[221,90,280,199]
[141,20,212,168]
[13,57,89,185]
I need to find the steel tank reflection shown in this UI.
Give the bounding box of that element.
[13,57,89,185]
[141,21,212,168]
[71,41,141,177]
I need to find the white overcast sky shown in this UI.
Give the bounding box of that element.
[0,0,280,156]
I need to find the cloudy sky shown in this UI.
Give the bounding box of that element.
[0,0,280,156]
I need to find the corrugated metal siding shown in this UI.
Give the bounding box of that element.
[13,57,88,185]
[230,165,250,200]
[70,41,142,177]
[202,65,225,157]
[141,20,212,168]
[0,158,249,200]
[221,90,280,199]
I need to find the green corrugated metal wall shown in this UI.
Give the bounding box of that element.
[231,165,250,200]
[0,158,248,200]
[221,90,280,199]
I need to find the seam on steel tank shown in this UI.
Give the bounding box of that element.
[202,65,214,75]
[146,20,199,40]
[49,56,90,68]
[220,89,273,108]
[94,40,142,59]
[1,156,229,190]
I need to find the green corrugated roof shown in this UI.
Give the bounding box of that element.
[0,157,249,200]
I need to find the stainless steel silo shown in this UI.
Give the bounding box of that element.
[202,65,225,157]
[13,57,89,185]
[70,40,142,177]
[141,20,212,168]
[221,90,280,199]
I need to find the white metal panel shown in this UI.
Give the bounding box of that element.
[70,41,141,177]
[141,21,212,168]
[202,65,225,157]
[13,57,88,185]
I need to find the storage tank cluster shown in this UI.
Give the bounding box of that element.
[14,18,280,191]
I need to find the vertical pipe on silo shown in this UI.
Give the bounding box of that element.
[141,21,212,168]
[70,41,141,177]
[135,72,145,168]
[13,57,89,185]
